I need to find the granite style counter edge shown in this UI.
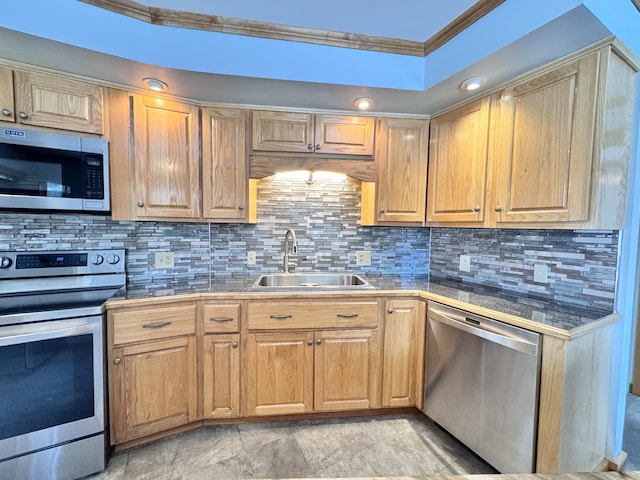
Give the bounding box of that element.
[106,274,619,340]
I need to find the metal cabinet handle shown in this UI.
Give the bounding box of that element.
[137,201,145,207]
[113,357,121,365]
[1,108,11,117]
[17,111,27,119]
[379,208,385,214]
[387,308,394,314]
[142,321,172,329]
[316,339,322,345]
[232,342,238,349]
[238,204,244,210]
[211,317,234,322]
[315,144,321,150]
[307,144,313,150]
[307,340,313,346]
[337,313,358,318]
[473,206,481,212]
[495,206,503,212]
[270,314,292,320]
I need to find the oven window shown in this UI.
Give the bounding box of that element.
[0,144,83,198]
[0,334,94,440]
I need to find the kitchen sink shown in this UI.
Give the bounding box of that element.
[249,272,375,291]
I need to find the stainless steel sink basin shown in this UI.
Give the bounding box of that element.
[249,273,375,291]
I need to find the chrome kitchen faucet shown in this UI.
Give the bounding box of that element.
[282,228,298,273]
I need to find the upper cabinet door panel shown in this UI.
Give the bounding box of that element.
[252,111,313,153]
[14,71,103,134]
[132,95,200,218]
[202,107,248,220]
[375,117,429,223]
[427,98,490,224]
[0,66,15,122]
[315,115,375,155]
[492,51,599,224]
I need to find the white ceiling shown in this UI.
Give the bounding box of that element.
[143,0,479,42]
[0,0,633,115]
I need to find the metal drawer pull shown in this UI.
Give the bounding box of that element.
[270,314,292,320]
[142,321,172,329]
[337,313,358,318]
[232,343,239,349]
[211,317,234,322]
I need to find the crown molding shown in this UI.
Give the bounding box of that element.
[79,0,505,57]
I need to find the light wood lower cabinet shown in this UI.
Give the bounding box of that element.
[381,299,425,408]
[109,336,198,444]
[203,333,241,419]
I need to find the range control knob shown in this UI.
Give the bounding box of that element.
[90,254,104,265]
[0,257,12,269]
[106,254,120,265]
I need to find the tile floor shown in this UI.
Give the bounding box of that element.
[624,393,640,470]
[88,413,496,480]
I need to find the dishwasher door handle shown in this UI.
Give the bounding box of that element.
[428,309,539,357]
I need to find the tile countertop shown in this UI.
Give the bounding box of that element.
[108,274,619,340]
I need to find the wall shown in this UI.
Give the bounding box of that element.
[0,174,619,312]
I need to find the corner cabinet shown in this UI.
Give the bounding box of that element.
[426,41,638,229]
[0,66,103,134]
[107,302,198,445]
[361,117,429,225]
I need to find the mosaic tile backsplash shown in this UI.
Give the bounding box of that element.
[0,175,619,310]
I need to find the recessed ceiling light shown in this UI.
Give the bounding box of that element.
[353,97,373,110]
[460,76,487,91]
[143,77,168,92]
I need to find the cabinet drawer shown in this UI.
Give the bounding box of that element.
[203,303,240,333]
[111,303,196,346]
[247,301,378,330]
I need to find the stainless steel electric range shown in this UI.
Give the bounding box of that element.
[0,249,125,480]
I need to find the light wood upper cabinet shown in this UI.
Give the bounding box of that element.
[366,117,429,225]
[381,299,425,409]
[252,110,374,156]
[202,107,249,220]
[0,68,103,134]
[427,43,638,230]
[491,52,598,225]
[427,98,490,225]
[131,95,200,219]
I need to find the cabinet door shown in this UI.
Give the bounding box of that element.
[252,110,314,153]
[202,107,248,220]
[314,329,379,411]
[109,336,197,444]
[382,300,425,408]
[315,114,375,155]
[14,70,103,134]
[491,51,599,224]
[0,66,15,122]
[375,117,429,223]
[246,331,314,416]
[132,95,200,219]
[427,98,490,224]
[203,334,240,419]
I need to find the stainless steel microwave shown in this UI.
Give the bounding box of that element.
[0,127,109,212]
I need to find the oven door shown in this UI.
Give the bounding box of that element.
[0,315,104,462]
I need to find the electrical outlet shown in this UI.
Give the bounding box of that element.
[356,251,371,266]
[247,251,257,265]
[459,255,471,272]
[533,263,548,283]
[155,252,174,269]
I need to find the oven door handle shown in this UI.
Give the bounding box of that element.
[0,317,101,346]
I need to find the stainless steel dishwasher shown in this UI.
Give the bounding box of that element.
[422,301,542,473]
